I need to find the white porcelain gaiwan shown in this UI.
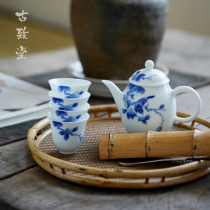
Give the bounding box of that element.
[102,60,202,133]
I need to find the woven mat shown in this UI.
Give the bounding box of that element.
[39,119,193,171]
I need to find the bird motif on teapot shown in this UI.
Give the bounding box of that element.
[102,60,202,133]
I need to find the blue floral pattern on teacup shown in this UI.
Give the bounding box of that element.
[131,70,157,82]
[52,97,78,111]
[122,83,165,131]
[58,85,84,98]
[52,121,83,142]
[55,110,81,122]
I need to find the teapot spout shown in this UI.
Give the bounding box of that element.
[102,80,123,112]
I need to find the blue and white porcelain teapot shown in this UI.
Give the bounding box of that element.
[102,60,202,133]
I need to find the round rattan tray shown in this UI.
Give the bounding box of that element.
[27,104,210,188]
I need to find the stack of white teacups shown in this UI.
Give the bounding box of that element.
[47,78,91,154]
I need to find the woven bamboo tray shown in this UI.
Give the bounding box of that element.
[27,104,210,189]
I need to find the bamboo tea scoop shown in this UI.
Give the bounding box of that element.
[99,130,210,160]
[119,157,210,167]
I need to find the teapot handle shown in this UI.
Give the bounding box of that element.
[171,86,202,123]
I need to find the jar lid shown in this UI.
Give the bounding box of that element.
[129,60,170,86]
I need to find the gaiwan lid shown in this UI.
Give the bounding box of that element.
[129,60,170,86]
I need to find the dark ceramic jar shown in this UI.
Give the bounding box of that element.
[71,0,168,80]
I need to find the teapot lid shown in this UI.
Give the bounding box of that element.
[129,60,170,86]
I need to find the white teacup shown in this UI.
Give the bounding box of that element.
[47,112,89,154]
[48,91,91,111]
[48,78,91,98]
[49,102,90,122]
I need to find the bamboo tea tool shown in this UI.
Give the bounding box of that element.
[99,130,210,160]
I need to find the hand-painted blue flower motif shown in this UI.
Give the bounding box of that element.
[131,71,157,82]
[132,73,146,82]
[138,115,150,124]
[65,91,84,99]
[123,84,145,108]
[63,117,75,122]
[51,121,83,141]
[122,82,165,131]
[145,106,166,132]
[122,107,137,119]
[134,104,144,115]
[52,95,79,111]
[59,128,71,140]
[131,70,141,81]
[127,83,135,90]
[132,85,145,95]
[56,110,68,119]
[58,86,71,93]
[126,107,137,119]
[135,74,146,82]
[58,103,78,111]
[52,121,63,129]
[130,94,135,100]
[52,97,64,105]
[159,104,165,109]
[63,115,81,122]
[76,115,81,120]
[55,110,81,122]
[122,108,127,114]
[156,126,163,132]
[58,86,84,98]
[59,127,78,141]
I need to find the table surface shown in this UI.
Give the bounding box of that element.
[1,29,210,210]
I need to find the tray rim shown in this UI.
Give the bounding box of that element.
[33,155,210,189]
[27,104,210,188]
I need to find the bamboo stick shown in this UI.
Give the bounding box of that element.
[99,130,210,160]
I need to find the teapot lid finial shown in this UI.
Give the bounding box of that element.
[145,60,154,71]
[129,60,170,86]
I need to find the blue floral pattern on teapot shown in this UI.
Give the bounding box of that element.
[131,70,157,82]
[102,60,202,133]
[122,83,165,131]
